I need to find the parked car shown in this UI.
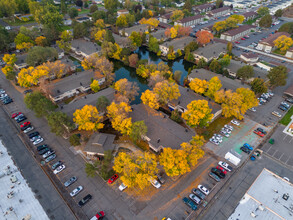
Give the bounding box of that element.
[192,188,206,200]
[14,113,24,121]
[118,183,127,191]
[45,154,56,163]
[38,147,51,155]
[272,111,282,118]
[30,135,41,142]
[28,131,40,139]
[189,194,201,205]
[285,98,293,104]
[253,130,264,137]
[78,194,92,207]
[249,108,256,112]
[198,185,210,195]
[156,172,165,184]
[90,211,105,220]
[11,112,22,118]
[218,161,233,172]
[33,138,44,145]
[23,89,32,94]
[16,115,27,123]
[3,97,13,104]
[20,121,31,128]
[240,146,251,154]
[23,126,34,133]
[231,119,240,126]
[42,150,55,159]
[209,172,220,182]
[149,177,161,188]
[243,143,253,151]
[108,174,119,184]
[64,176,77,187]
[53,164,66,174]
[70,186,83,197]
[211,168,225,178]
[51,161,63,170]
[182,197,197,210]
[278,105,288,111]
[281,102,290,108]
[241,37,246,40]
[216,166,227,175]
[235,41,240,44]
[224,125,233,130]
[37,144,48,151]
[256,128,267,135]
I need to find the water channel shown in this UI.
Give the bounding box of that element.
[113,46,194,104]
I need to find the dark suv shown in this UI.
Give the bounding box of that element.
[78,194,92,207]
[211,168,225,179]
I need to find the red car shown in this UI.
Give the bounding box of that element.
[235,41,240,44]
[108,174,118,184]
[91,211,105,220]
[241,38,245,40]
[20,121,31,128]
[216,166,227,174]
[11,112,22,118]
[253,130,264,137]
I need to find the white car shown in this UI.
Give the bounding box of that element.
[149,177,161,189]
[42,150,55,159]
[272,111,282,118]
[119,183,127,191]
[283,177,290,182]
[218,161,233,172]
[70,186,83,197]
[231,120,240,126]
[23,126,34,133]
[249,108,256,112]
[198,185,210,195]
[224,125,233,130]
[33,138,44,145]
[53,164,66,174]
[30,135,41,142]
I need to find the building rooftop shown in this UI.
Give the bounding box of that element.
[229,168,293,220]
[242,11,258,18]
[0,141,49,220]
[241,52,258,59]
[194,42,227,60]
[147,29,166,40]
[259,32,291,46]
[123,24,148,35]
[160,12,172,19]
[222,25,255,37]
[71,39,101,56]
[84,133,116,154]
[209,6,231,14]
[189,68,249,92]
[284,84,293,97]
[158,22,172,29]
[60,87,115,117]
[161,36,196,51]
[130,104,195,151]
[177,14,203,23]
[228,60,267,79]
[194,3,213,11]
[170,85,222,116]
[15,54,28,65]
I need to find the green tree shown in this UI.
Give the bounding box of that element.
[96,96,110,113]
[69,7,78,19]
[69,134,81,146]
[257,6,270,16]
[24,91,56,117]
[274,9,283,18]
[130,121,148,142]
[73,23,88,38]
[90,4,98,13]
[148,35,159,53]
[236,65,254,81]
[14,33,34,47]
[104,30,115,43]
[259,14,272,28]
[60,0,67,14]
[56,30,73,52]
[85,162,98,177]
[104,0,119,10]
[216,0,223,8]
[209,59,221,73]
[0,0,17,17]
[26,46,58,66]
[15,0,30,14]
[227,42,233,55]
[0,28,12,52]
[47,112,74,136]
[129,31,142,48]
[250,78,268,94]
[279,22,293,34]
[267,65,288,88]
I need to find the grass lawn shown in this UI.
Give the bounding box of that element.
[78,9,90,15]
[60,25,72,31]
[280,106,293,126]
[3,18,36,26]
[195,116,233,140]
[272,49,286,56]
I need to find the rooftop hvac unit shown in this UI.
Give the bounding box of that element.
[283,193,289,201]
[258,205,264,211]
[250,212,257,218]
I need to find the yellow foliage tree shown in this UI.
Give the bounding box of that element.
[181,142,205,166]
[205,76,222,99]
[107,102,132,135]
[3,54,16,65]
[17,66,49,87]
[212,21,227,33]
[73,105,104,131]
[170,10,184,22]
[114,78,139,102]
[41,60,67,79]
[182,100,214,128]
[112,43,122,60]
[153,80,180,104]
[16,42,34,51]
[94,19,105,29]
[236,87,258,110]
[141,90,160,110]
[170,27,177,38]
[35,36,47,46]
[274,35,293,51]
[139,17,159,28]
[230,14,245,24]
[95,29,107,42]
[159,148,190,177]
[189,78,208,94]
[90,80,100,93]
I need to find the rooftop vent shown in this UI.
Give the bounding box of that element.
[187,88,189,92]
[258,205,264,211]
[163,115,166,118]
[185,129,188,132]
[157,139,160,143]
[250,212,257,218]
[283,193,289,201]
[80,82,82,86]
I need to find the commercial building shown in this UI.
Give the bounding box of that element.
[220,25,256,41]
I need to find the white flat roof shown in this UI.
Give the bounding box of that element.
[229,168,293,220]
[0,140,49,220]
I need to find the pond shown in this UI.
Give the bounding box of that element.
[113,46,194,104]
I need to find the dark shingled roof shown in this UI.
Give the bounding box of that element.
[259,32,291,46]
[241,52,258,59]
[177,14,203,23]
[284,84,293,97]
[84,133,116,154]
[242,11,258,18]
[222,25,255,37]
[209,6,230,14]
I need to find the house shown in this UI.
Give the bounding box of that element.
[71,39,101,58]
[285,48,293,59]
[193,3,213,14]
[52,45,65,59]
[242,11,258,21]
[168,85,222,121]
[159,36,196,55]
[63,19,72,26]
[75,16,92,23]
[188,68,249,92]
[220,25,256,41]
[174,15,204,27]
[193,42,226,62]
[240,53,259,63]
[227,60,268,81]
[146,29,166,42]
[61,87,115,117]
[284,84,293,98]
[49,70,105,103]
[59,56,80,72]
[14,54,28,70]
[129,103,195,152]
[206,6,231,18]
[158,12,172,24]
[83,133,116,158]
[119,24,149,37]
[117,9,129,17]
[158,22,172,29]
[256,32,291,53]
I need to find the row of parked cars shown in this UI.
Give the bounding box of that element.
[0,89,13,105]
[258,92,274,105]
[209,120,240,145]
[272,99,292,118]
[182,161,233,211]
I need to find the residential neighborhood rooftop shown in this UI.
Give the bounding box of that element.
[242,11,258,18]
[15,54,28,65]
[228,60,267,79]
[284,84,293,97]
[194,42,227,60]
[259,32,291,46]
[177,14,203,23]
[241,52,258,59]
[71,39,101,56]
[222,25,255,37]
[209,6,231,14]
[122,24,148,34]
[84,133,116,155]
[160,36,196,51]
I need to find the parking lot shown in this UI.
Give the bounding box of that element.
[262,124,293,168]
